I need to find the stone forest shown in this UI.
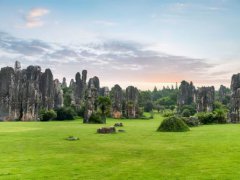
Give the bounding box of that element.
[0,61,239,124]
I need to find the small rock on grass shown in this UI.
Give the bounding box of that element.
[66,136,79,141]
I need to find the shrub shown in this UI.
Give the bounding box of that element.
[182,109,191,117]
[182,116,200,127]
[75,105,85,117]
[55,107,76,120]
[162,109,174,117]
[196,112,216,124]
[138,107,144,117]
[214,109,227,124]
[89,112,104,124]
[157,116,190,132]
[39,109,57,121]
[178,104,196,116]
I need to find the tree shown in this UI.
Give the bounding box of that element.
[144,101,154,112]
[63,87,73,107]
[182,109,191,117]
[97,96,111,123]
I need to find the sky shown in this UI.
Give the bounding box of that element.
[0,0,240,90]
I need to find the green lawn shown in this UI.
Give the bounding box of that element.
[1,114,240,179]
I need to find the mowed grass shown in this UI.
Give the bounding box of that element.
[1,114,240,179]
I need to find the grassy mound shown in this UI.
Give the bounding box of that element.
[157,116,190,132]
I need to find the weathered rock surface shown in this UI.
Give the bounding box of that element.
[84,76,99,123]
[54,79,64,109]
[230,74,240,122]
[74,72,84,108]
[100,87,110,97]
[0,62,63,121]
[196,86,215,112]
[61,77,67,89]
[110,84,123,118]
[97,127,116,134]
[125,86,139,118]
[177,81,195,107]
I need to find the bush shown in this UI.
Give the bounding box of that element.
[178,104,196,116]
[196,112,216,124]
[182,109,191,117]
[157,116,190,132]
[214,109,227,124]
[162,109,174,117]
[196,110,227,124]
[39,109,57,121]
[55,107,76,120]
[89,112,104,124]
[75,105,85,117]
[182,116,200,127]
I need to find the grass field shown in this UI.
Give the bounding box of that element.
[1,113,240,179]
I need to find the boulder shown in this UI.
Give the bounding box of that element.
[97,127,116,134]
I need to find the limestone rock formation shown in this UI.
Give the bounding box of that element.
[88,76,100,92]
[0,62,63,121]
[40,69,55,110]
[74,72,84,108]
[177,81,195,107]
[218,85,230,105]
[61,77,67,89]
[100,87,110,97]
[84,77,99,123]
[125,86,139,118]
[230,74,240,122]
[82,70,87,86]
[21,65,42,120]
[196,86,215,112]
[110,84,123,118]
[54,79,64,109]
[69,79,75,89]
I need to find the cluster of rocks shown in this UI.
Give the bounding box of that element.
[230,73,240,122]
[97,123,125,134]
[66,74,140,122]
[0,62,140,121]
[177,81,215,113]
[218,85,229,104]
[0,61,63,121]
[114,122,123,127]
[97,127,116,134]
[110,85,140,119]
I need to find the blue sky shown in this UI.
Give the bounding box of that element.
[0,0,240,89]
